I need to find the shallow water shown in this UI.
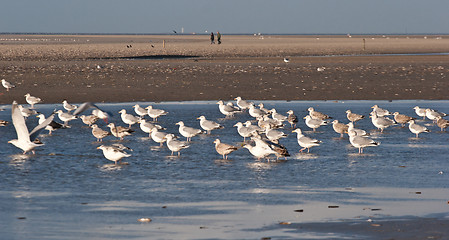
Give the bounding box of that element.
[1,100,448,239]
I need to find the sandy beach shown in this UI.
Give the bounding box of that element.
[0,34,448,104]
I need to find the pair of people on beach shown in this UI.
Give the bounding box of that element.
[210,32,221,44]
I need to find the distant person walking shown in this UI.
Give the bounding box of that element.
[210,32,215,44]
[217,31,221,44]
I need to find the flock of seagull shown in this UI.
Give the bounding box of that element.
[2,81,449,164]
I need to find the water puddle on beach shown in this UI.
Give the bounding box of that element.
[1,100,448,239]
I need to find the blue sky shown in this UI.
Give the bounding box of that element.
[1,0,448,34]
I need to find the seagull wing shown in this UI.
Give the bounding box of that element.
[73,102,113,117]
[11,101,30,141]
[29,113,55,141]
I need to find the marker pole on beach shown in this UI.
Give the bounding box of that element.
[163,40,165,48]
[363,38,366,51]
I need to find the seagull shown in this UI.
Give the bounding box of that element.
[217,100,241,117]
[243,138,277,160]
[271,108,288,122]
[8,101,54,154]
[283,58,290,63]
[413,106,427,120]
[371,105,392,117]
[286,110,298,128]
[292,128,322,153]
[2,79,15,91]
[346,110,364,124]
[150,127,168,146]
[118,109,140,128]
[264,125,287,143]
[425,108,447,122]
[197,116,223,134]
[73,102,112,121]
[348,131,380,154]
[107,123,134,140]
[436,116,449,131]
[317,67,326,72]
[176,121,202,141]
[24,93,42,108]
[165,134,189,156]
[347,122,368,136]
[139,119,164,137]
[257,103,271,114]
[332,120,349,138]
[258,103,270,114]
[213,139,238,159]
[91,124,110,141]
[55,110,77,127]
[234,96,252,110]
[304,115,328,131]
[97,145,131,165]
[252,134,289,160]
[234,122,257,141]
[393,112,414,127]
[18,105,38,118]
[259,115,283,129]
[244,120,263,133]
[37,113,63,135]
[370,112,395,132]
[248,104,265,119]
[133,104,148,118]
[308,107,331,120]
[79,115,99,127]
[146,105,168,121]
[408,120,430,138]
[62,100,77,112]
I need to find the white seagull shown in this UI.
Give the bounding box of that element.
[55,110,77,127]
[217,100,241,117]
[119,109,140,128]
[165,134,189,156]
[97,145,131,164]
[371,105,392,117]
[304,115,328,131]
[408,120,430,138]
[146,105,168,121]
[197,116,223,134]
[348,131,380,154]
[24,93,42,108]
[370,112,395,132]
[234,97,252,110]
[133,104,148,118]
[292,128,322,153]
[62,100,77,112]
[8,101,53,154]
[2,79,15,91]
[176,121,202,141]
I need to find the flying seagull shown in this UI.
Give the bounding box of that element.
[8,101,54,154]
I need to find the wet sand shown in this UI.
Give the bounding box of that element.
[0,34,449,104]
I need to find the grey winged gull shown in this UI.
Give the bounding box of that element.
[97,145,131,164]
[24,93,42,108]
[197,116,223,134]
[176,121,202,141]
[408,120,430,138]
[164,133,189,156]
[292,128,322,153]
